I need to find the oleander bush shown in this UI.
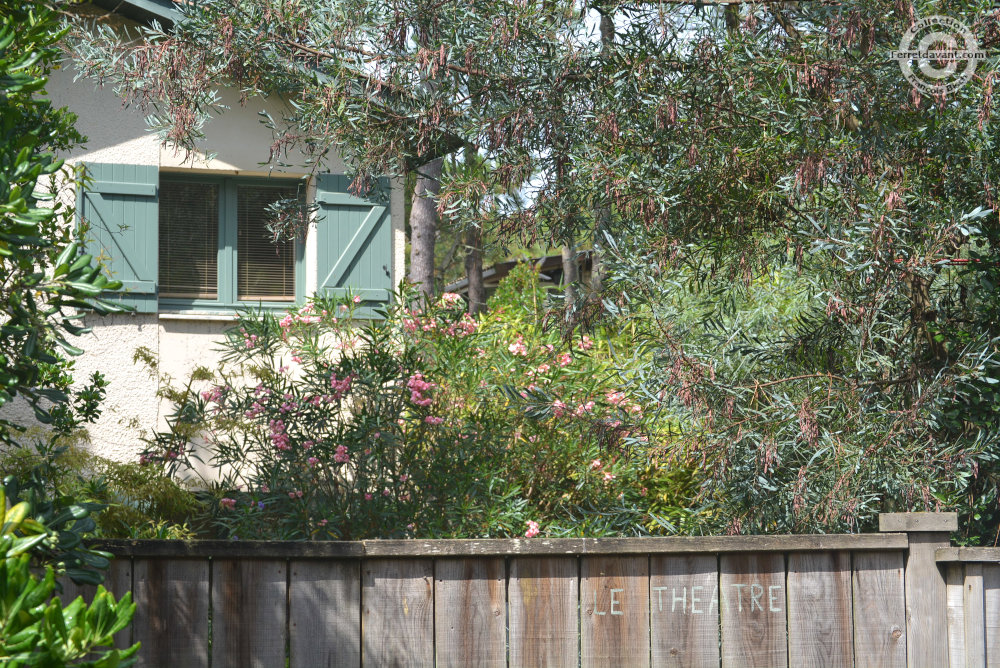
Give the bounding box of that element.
[142,265,702,539]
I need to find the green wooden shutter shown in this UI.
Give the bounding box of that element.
[77,163,159,312]
[315,174,392,311]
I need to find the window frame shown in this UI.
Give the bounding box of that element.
[158,172,307,312]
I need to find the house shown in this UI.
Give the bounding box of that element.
[444,251,593,303]
[23,0,405,461]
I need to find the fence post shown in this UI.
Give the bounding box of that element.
[880,512,958,668]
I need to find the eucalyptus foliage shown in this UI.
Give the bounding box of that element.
[70,0,1000,537]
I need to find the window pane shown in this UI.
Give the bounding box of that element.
[237,185,297,302]
[159,181,219,299]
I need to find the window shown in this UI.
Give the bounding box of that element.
[158,175,304,309]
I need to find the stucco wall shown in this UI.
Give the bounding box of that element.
[0,59,406,463]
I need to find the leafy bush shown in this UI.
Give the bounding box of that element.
[0,487,138,667]
[143,266,701,539]
[1,442,201,542]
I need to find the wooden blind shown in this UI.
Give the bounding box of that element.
[158,181,219,299]
[237,185,297,302]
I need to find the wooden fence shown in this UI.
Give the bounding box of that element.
[59,512,1000,667]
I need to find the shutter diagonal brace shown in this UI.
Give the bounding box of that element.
[319,204,388,292]
[83,192,156,292]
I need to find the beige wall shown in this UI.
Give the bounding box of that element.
[0,62,405,462]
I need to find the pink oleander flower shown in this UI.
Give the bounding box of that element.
[441,292,463,307]
[603,471,616,482]
[508,337,528,356]
[318,519,328,526]
[329,373,353,400]
[578,335,594,351]
[365,493,373,501]
[334,444,350,463]
[269,419,291,451]
[424,415,444,425]
[552,400,567,417]
[201,386,224,403]
[220,498,236,510]
[382,488,391,497]
[399,474,409,482]
[606,390,626,405]
[573,401,595,417]
[524,520,540,538]
[353,295,362,303]
[307,457,319,467]
[590,459,602,470]
[557,352,572,367]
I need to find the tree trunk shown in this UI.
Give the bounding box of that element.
[464,224,485,315]
[409,157,444,300]
[561,244,578,306]
[590,7,615,296]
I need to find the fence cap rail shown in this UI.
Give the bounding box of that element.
[89,532,909,559]
[879,512,958,533]
[936,547,1000,563]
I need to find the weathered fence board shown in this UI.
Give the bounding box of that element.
[64,513,1000,667]
[720,553,787,668]
[132,558,209,667]
[212,559,287,668]
[362,558,434,667]
[908,528,954,668]
[786,551,853,667]
[289,559,360,668]
[580,555,649,667]
[966,563,987,668]
[985,565,1000,667]
[948,563,968,668]
[851,551,906,668]
[650,554,720,667]
[434,558,506,668]
[508,557,578,668]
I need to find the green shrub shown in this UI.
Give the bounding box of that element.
[0,489,138,666]
[143,266,703,539]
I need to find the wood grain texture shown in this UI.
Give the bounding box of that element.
[132,558,209,667]
[580,555,649,668]
[720,553,787,668]
[434,558,506,668]
[907,532,952,668]
[650,555,719,668]
[852,551,906,668]
[211,559,287,668]
[965,563,986,668]
[880,513,958,532]
[787,551,853,667]
[90,532,908,558]
[948,563,967,668]
[362,558,434,667]
[984,565,1000,668]
[289,560,361,668]
[508,557,579,668]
